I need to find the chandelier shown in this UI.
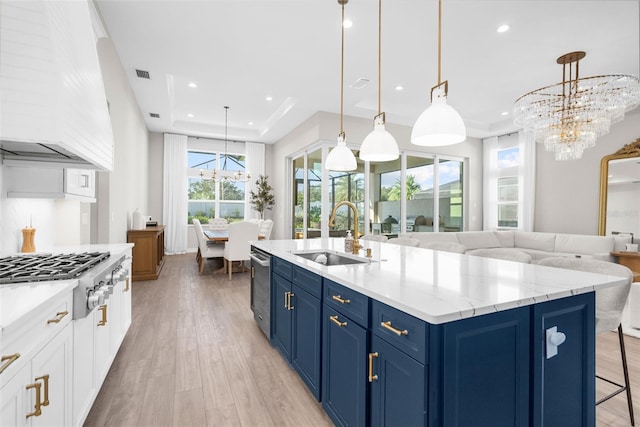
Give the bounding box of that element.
[513,51,640,160]
[199,106,250,182]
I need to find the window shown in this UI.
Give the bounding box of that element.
[496,147,520,229]
[187,150,247,224]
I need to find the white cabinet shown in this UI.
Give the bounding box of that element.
[0,0,113,170]
[0,292,73,427]
[5,166,96,201]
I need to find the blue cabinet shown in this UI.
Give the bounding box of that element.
[322,305,369,427]
[269,257,323,400]
[532,292,595,427]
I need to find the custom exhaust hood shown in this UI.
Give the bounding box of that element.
[0,140,101,169]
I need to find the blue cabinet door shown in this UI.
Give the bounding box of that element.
[322,305,369,427]
[430,306,530,427]
[532,292,595,427]
[370,334,426,427]
[292,284,322,400]
[271,273,292,360]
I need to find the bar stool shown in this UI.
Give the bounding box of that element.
[538,257,635,425]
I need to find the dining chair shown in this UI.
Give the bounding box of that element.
[259,219,274,240]
[538,257,635,425]
[223,221,260,280]
[193,218,224,274]
[387,237,420,247]
[359,234,388,242]
[208,217,229,230]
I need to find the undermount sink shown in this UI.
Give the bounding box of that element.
[292,250,371,266]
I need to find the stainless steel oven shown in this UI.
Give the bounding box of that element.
[250,246,271,337]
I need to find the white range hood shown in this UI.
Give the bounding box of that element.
[0,0,113,171]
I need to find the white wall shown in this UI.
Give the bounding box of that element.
[148,132,164,224]
[535,109,640,234]
[266,111,484,240]
[95,37,149,243]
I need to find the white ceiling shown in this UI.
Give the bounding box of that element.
[95,0,640,144]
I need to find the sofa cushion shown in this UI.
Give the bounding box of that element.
[494,231,515,248]
[554,234,615,255]
[400,232,458,245]
[514,231,556,252]
[467,248,532,263]
[420,241,467,254]
[455,231,501,250]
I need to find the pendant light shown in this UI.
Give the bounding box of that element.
[411,0,466,146]
[359,0,399,162]
[325,0,357,172]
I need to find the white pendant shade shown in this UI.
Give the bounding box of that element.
[325,133,357,171]
[360,117,399,162]
[411,95,466,146]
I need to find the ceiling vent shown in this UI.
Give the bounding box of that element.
[349,78,370,89]
[136,69,150,79]
[149,113,160,118]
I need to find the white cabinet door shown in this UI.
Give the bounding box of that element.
[122,263,132,333]
[64,169,95,198]
[30,324,72,427]
[71,314,95,427]
[93,304,111,387]
[0,363,30,427]
[109,282,123,355]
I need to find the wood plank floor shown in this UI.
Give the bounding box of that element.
[85,253,640,427]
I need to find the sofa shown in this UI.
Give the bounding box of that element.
[398,230,631,263]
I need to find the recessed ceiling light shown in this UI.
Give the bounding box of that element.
[497,24,510,33]
[265,96,273,101]
[343,19,353,29]
[188,82,197,88]
[187,113,194,118]
[248,121,254,126]
[501,111,509,116]
[395,85,403,91]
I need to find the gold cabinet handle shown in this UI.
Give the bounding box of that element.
[0,353,20,374]
[125,275,130,292]
[35,375,50,406]
[381,321,408,336]
[47,311,68,324]
[368,352,379,382]
[98,305,108,326]
[251,266,255,279]
[332,295,351,304]
[25,381,42,418]
[329,315,347,327]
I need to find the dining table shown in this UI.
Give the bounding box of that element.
[203,229,265,242]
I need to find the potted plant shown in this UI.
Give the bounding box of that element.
[249,175,275,219]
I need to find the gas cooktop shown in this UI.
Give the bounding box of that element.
[0,252,110,284]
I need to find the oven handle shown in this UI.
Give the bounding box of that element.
[250,253,270,267]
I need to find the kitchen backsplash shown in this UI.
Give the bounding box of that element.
[0,198,56,255]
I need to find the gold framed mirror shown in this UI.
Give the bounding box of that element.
[598,137,640,236]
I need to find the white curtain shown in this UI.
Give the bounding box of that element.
[519,130,536,231]
[245,142,266,219]
[483,136,499,230]
[163,133,188,254]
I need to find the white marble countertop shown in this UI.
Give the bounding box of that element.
[253,238,628,324]
[0,243,134,331]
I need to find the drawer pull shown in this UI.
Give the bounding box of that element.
[329,315,347,327]
[125,275,130,292]
[47,311,69,324]
[25,381,42,418]
[98,305,108,326]
[332,295,351,304]
[0,353,20,374]
[381,321,408,336]
[368,352,379,382]
[35,375,50,406]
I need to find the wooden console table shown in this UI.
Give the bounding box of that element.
[611,251,640,283]
[127,225,165,281]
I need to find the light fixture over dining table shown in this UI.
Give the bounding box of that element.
[200,106,251,182]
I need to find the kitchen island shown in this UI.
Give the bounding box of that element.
[252,238,627,427]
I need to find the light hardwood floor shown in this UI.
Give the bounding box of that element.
[85,254,639,427]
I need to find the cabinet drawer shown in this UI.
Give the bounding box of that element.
[323,279,369,327]
[1,290,73,385]
[293,266,322,299]
[272,257,293,281]
[371,300,428,364]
